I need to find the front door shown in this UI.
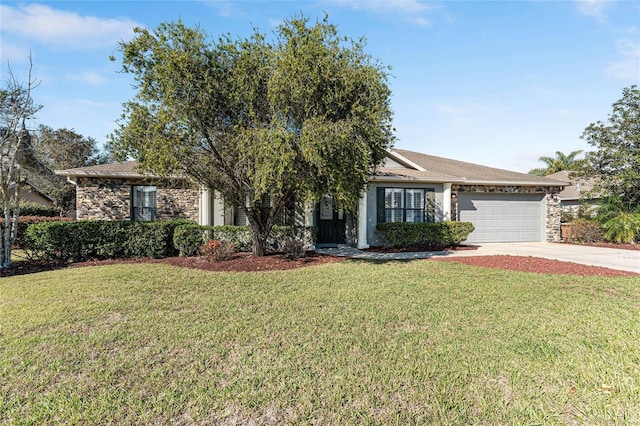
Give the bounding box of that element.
[316,195,346,245]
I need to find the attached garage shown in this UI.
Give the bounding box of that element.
[458,193,545,243]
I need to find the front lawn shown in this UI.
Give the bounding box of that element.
[1,261,639,424]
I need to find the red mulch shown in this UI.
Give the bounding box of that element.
[2,243,638,277]
[432,255,639,277]
[70,251,342,273]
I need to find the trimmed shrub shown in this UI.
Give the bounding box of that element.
[173,224,214,257]
[24,219,193,262]
[0,216,72,249]
[212,226,253,252]
[376,222,475,248]
[173,224,317,257]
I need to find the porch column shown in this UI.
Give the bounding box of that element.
[442,183,452,221]
[304,201,314,227]
[357,191,369,249]
[199,187,212,226]
[212,191,226,226]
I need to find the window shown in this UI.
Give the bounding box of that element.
[377,187,435,223]
[132,186,157,221]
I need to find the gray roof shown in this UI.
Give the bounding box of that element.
[546,170,596,200]
[56,149,568,188]
[55,161,169,179]
[383,149,568,186]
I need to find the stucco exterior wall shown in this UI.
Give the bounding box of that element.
[75,177,199,222]
[365,182,444,247]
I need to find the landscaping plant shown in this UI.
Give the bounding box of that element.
[603,212,640,244]
[199,239,236,261]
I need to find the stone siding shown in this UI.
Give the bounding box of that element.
[75,177,199,222]
[545,193,562,242]
[156,187,199,221]
[453,184,564,242]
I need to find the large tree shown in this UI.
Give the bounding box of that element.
[0,58,43,268]
[110,16,395,255]
[528,150,586,176]
[577,85,640,214]
[29,125,109,214]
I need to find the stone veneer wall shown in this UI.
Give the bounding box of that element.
[453,184,563,242]
[75,177,199,222]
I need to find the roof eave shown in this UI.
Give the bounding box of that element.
[460,179,567,187]
[54,170,186,180]
[370,175,466,184]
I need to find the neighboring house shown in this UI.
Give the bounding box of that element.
[56,149,567,247]
[7,181,55,209]
[545,170,598,220]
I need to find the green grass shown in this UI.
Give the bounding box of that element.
[1,260,639,424]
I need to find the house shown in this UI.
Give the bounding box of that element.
[55,149,568,247]
[7,181,55,209]
[545,170,598,220]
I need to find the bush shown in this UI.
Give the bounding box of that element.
[0,216,72,249]
[173,224,317,257]
[173,224,213,257]
[199,239,236,261]
[603,212,640,244]
[24,219,193,263]
[271,226,310,259]
[376,222,475,248]
[268,226,316,256]
[212,226,253,252]
[563,219,605,243]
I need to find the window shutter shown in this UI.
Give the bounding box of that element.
[376,187,385,224]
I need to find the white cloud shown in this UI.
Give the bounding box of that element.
[330,0,438,26]
[606,35,640,81]
[0,4,141,50]
[574,0,609,22]
[66,71,107,86]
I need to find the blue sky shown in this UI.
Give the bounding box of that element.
[1,1,638,173]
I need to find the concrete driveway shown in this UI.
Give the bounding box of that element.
[317,242,640,273]
[451,242,640,274]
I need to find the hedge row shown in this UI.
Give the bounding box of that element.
[24,220,317,262]
[173,224,316,257]
[376,221,475,248]
[24,220,192,262]
[0,216,73,249]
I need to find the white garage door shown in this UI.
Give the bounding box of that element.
[457,193,544,243]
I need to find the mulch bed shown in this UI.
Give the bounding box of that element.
[71,251,342,273]
[2,243,638,277]
[432,255,639,277]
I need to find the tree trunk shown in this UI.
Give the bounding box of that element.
[1,190,11,269]
[250,225,269,257]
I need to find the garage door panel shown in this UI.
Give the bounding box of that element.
[458,193,544,243]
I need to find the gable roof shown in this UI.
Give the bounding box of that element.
[56,149,569,188]
[546,170,596,200]
[55,161,167,179]
[379,149,568,187]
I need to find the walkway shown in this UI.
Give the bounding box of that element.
[316,242,640,273]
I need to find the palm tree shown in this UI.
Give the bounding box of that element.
[528,150,586,176]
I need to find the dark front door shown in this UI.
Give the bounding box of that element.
[316,195,346,245]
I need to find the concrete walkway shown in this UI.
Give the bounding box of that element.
[316,242,640,273]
